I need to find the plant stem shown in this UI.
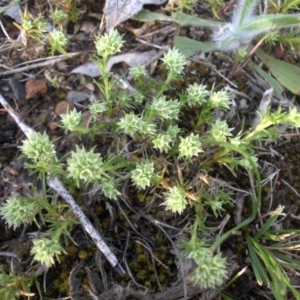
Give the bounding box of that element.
[206,139,262,251]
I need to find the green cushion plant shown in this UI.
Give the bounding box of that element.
[1,28,300,299]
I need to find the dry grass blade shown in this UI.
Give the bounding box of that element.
[69,262,85,300]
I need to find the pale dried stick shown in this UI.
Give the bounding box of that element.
[0,52,81,76]
[0,93,125,276]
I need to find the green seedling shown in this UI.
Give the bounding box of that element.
[13,5,48,46]
[48,27,70,55]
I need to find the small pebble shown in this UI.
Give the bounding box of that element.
[47,121,58,130]
[55,100,75,116]
[25,79,47,100]
[67,90,90,103]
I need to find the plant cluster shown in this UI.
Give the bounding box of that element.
[11,1,76,54]
[2,28,300,299]
[0,267,35,300]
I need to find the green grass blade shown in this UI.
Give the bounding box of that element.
[272,251,300,269]
[242,14,300,32]
[262,230,300,241]
[249,62,284,96]
[174,36,218,57]
[222,293,233,300]
[133,9,172,22]
[234,0,258,27]
[172,11,221,28]
[246,236,269,286]
[256,49,300,95]
[255,206,283,239]
[134,10,223,29]
[282,0,300,13]
[250,238,293,299]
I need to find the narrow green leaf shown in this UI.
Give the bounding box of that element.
[174,36,218,57]
[133,9,172,22]
[250,62,284,96]
[134,10,222,29]
[172,11,221,28]
[243,14,300,32]
[246,236,269,285]
[288,284,300,300]
[256,49,300,95]
[282,0,300,13]
[273,251,300,269]
[255,207,283,239]
[263,231,286,242]
[221,293,233,300]
[236,0,258,27]
[251,238,287,299]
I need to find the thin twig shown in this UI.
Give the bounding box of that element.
[0,18,11,40]
[135,240,164,291]
[0,52,81,76]
[189,56,238,88]
[124,259,149,291]
[138,210,188,300]
[281,179,300,198]
[0,252,20,262]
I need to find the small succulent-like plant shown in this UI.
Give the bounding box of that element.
[117,113,157,138]
[60,109,83,132]
[148,96,180,121]
[0,197,39,230]
[48,27,70,55]
[209,119,233,142]
[20,132,61,176]
[20,132,56,163]
[191,252,228,288]
[30,237,67,267]
[51,0,79,22]
[88,102,108,117]
[67,146,106,187]
[131,161,158,190]
[178,133,203,160]
[92,29,125,116]
[158,48,187,96]
[163,185,187,214]
[13,5,48,46]
[50,8,68,26]
[94,29,124,61]
[181,230,228,288]
[0,267,34,300]
[161,48,186,75]
[101,178,120,200]
[183,82,208,107]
